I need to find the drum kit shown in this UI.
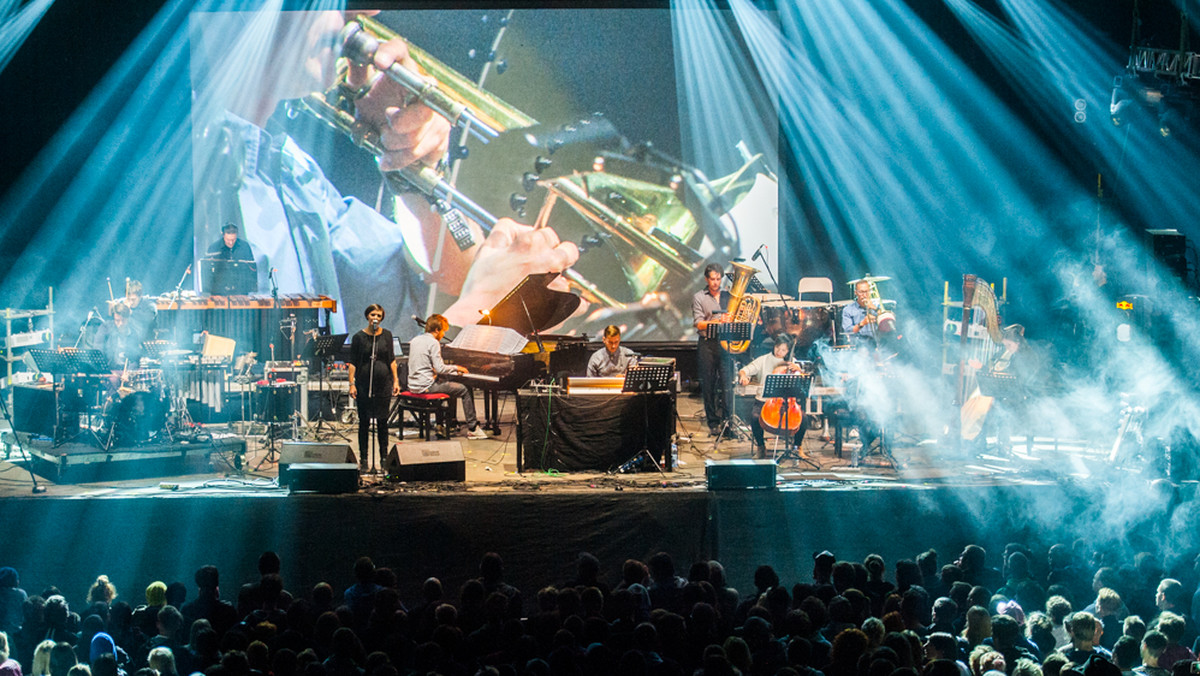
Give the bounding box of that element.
[89,350,304,450]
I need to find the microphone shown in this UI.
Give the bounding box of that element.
[412,315,427,328]
[751,244,766,261]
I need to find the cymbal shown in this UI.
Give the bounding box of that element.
[847,275,891,284]
[748,292,794,301]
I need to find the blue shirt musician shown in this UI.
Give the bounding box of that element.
[842,280,879,342]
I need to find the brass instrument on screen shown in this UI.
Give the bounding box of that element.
[295,14,624,309]
[535,157,762,315]
[720,261,760,354]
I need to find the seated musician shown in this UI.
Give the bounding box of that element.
[586,325,639,377]
[407,314,488,440]
[93,304,144,370]
[117,279,157,345]
[972,324,1032,455]
[737,335,808,459]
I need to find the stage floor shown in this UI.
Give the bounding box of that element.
[0,391,1132,499]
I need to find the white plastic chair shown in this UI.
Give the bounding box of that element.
[797,277,834,304]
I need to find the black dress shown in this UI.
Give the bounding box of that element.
[349,329,396,466]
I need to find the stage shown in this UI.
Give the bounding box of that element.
[0,389,1194,609]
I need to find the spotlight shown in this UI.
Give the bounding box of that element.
[1110,91,1133,126]
[1073,98,1087,124]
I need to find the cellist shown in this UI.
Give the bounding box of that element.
[736,335,808,459]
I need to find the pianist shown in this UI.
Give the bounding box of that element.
[586,325,638,378]
[408,314,489,440]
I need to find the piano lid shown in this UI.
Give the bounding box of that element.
[479,272,581,335]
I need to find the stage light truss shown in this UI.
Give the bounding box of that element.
[1129,47,1200,84]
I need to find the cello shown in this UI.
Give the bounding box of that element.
[758,361,808,436]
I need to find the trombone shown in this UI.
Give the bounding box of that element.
[297,13,622,308]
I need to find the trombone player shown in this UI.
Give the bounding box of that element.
[843,279,879,344]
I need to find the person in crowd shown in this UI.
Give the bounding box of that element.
[0,632,20,676]
[1152,612,1195,670]
[47,644,74,676]
[1136,631,1170,676]
[1061,612,1113,663]
[84,578,117,612]
[1152,581,1196,649]
[31,642,54,676]
[342,557,382,632]
[179,566,238,639]
[1113,635,1142,676]
[0,571,25,639]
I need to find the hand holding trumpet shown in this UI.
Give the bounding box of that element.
[346,32,451,172]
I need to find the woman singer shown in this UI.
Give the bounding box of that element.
[348,304,400,473]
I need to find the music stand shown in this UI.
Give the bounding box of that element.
[310,333,349,441]
[200,257,257,295]
[761,372,817,469]
[704,321,753,344]
[611,363,673,475]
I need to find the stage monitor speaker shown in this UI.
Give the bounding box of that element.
[279,442,355,486]
[287,463,359,494]
[706,459,776,490]
[12,384,58,439]
[385,441,465,482]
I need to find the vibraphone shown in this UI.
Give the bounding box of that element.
[154,295,336,361]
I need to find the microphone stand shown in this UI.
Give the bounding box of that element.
[0,392,46,493]
[754,248,795,358]
[168,265,191,310]
[366,324,379,474]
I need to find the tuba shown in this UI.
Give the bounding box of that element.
[720,261,760,354]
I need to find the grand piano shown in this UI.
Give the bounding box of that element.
[441,273,583,433]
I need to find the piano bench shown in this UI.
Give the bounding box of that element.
[392,392,456,441]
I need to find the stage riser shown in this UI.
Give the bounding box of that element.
[0,484,1191,614]
[17,436,245,483]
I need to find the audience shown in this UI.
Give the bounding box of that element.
[0,540,1195,676]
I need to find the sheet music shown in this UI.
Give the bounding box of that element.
[448,325,528,355]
